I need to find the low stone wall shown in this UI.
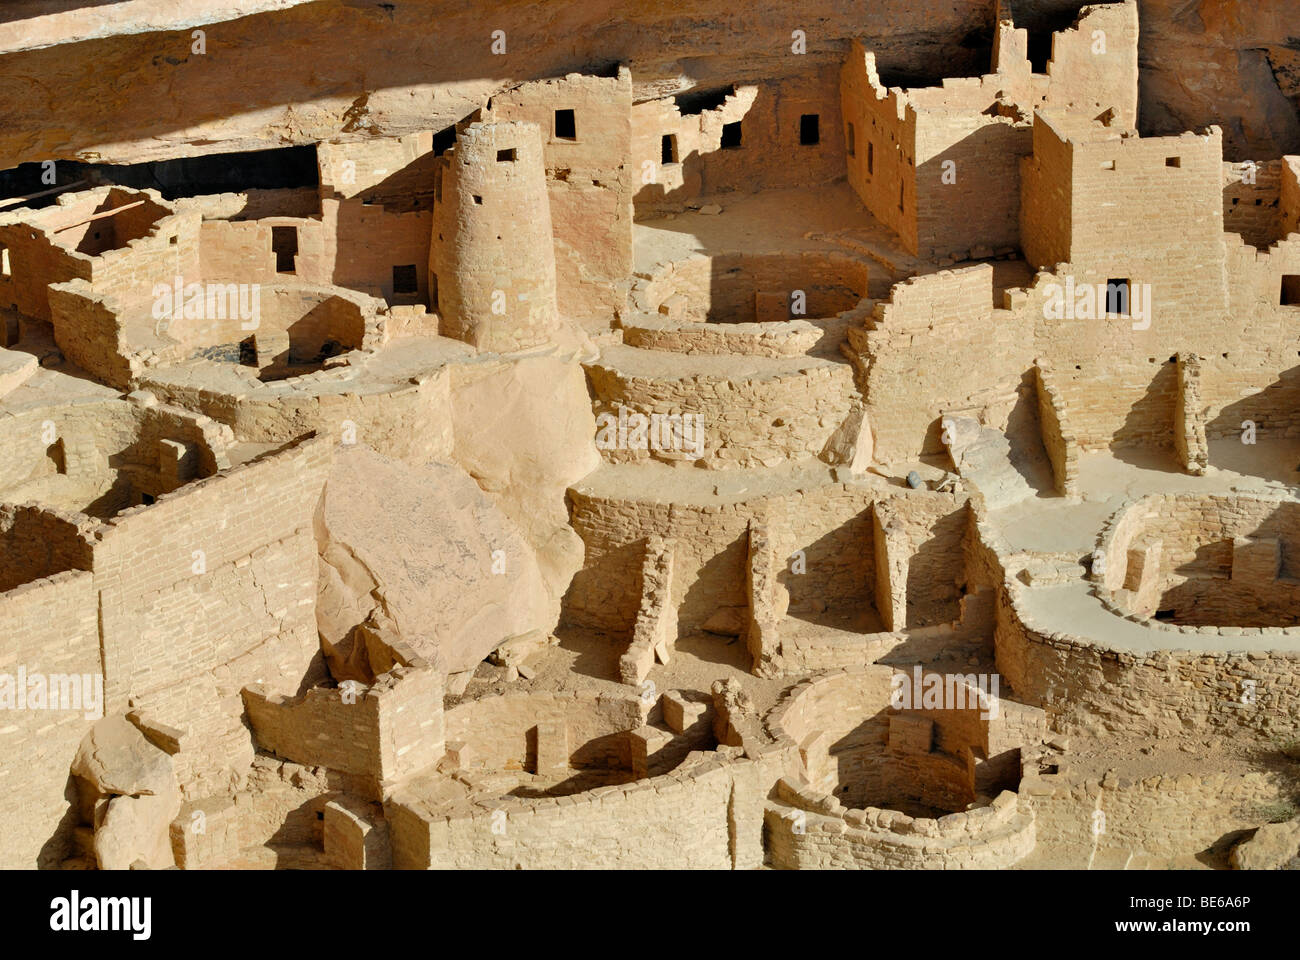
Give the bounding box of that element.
[387,746,787,870]
[243,662,444,800]
[766,778,1034,869]
[1023,765,1292,861]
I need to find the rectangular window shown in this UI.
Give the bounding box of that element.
[721,121,742,149]
[846,122,855,157]
[271,226,297,274]
[392,264,418,295]
[1282,275,1300,306]
[496,148,516,163]
[898,181,904,212]
[1106,278,1130,315]
[0,243,9,277]
[661,134,678,164]
[431,273,439,312]
[867,142,874,175]
[554,109,576,141]
[1166,156,1181,168]
[799,114,820,146]
[1100,159,1116,171]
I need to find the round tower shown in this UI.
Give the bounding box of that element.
[431,120,559,352]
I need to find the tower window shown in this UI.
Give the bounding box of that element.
[554,109,577,141]
[496,148,516,163]
[1166,156,1181,168]
[799,114,820,146]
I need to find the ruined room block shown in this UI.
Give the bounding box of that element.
[888,714,934,756]
[1232,537,1281,585]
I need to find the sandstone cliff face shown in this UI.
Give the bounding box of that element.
[0,0,1295,171]
[1138,0,1300,158]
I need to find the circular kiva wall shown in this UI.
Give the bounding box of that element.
[641,252,869,325]
[1096,493,1300,628]
[762,667,1035,869]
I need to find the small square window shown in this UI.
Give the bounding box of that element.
[554,109,576,141]
[799,114,820,146]
[496,148,516,163]
[1165,156,1181,168]
[1100,160,1116,171]
[392,264,418,295]
[721,122,742,149]
[1281,275,1300,307]
[473,195,483,205]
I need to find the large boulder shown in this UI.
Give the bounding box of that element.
[316,444,553,675]
[1231,818,1300,870]
[72,717,181,870]
[450,354,600,617]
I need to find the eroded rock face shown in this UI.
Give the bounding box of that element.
[315,444,553,675]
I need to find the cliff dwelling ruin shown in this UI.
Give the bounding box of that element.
[1,0,1300,878]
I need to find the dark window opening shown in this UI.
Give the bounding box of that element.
[473,195,483,205]
[1027,32,1053,73]
[46,439,65,475]
[799,114,820,146]
[1154,609,1176,621]
[898,181,904,212]
[720,122,742,149]
[392,264,418,295]
[140,493,156,506]
[1106,278,1130,315]
[271,226,297,274]
[431,125,457,157]
[846,122,855,157]
[867,141,874,175]
[554,109,577,141]
[661,134,678,165]
[496,148,516,163]
[431,273,439,312]
[674,86,733,116]
[1281,275,1300,306]
[1166,156,1181,168]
